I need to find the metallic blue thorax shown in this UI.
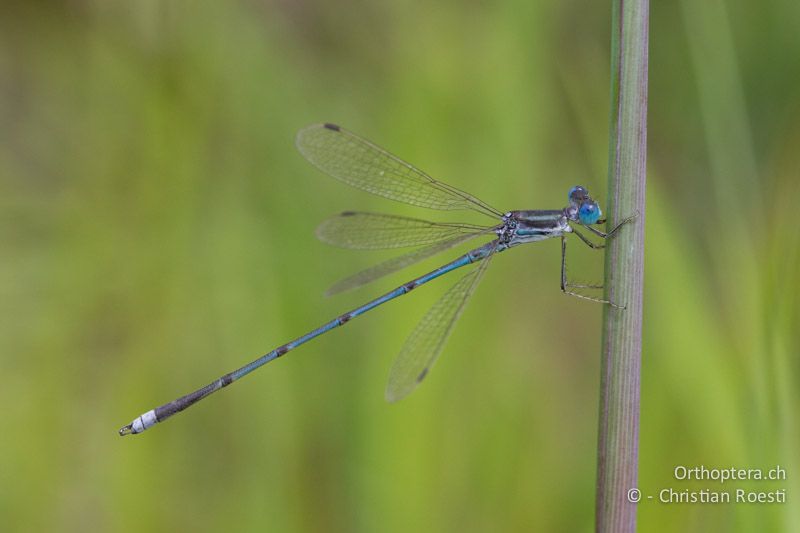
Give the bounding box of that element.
[502,210,572,247]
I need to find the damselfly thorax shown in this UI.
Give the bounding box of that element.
[500,210,573,247]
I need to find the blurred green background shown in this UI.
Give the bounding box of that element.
[1,1,798,531]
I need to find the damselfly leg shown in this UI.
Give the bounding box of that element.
[561,213,637,307]
[582,212,638,240]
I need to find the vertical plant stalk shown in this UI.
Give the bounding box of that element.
[595,0,648,532]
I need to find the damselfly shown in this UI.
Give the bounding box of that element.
[119,123,633,436]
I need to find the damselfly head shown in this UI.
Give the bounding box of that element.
[567,185,602,225]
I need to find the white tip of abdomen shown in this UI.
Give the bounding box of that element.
[119,410,157,436]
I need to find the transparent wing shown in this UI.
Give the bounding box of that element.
[316,211,491,250]
[296,124,503,219]
[326,231,491,296]
[385,242,498,402]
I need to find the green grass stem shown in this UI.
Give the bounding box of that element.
[595,0,649,531]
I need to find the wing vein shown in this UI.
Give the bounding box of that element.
[385,241,498,402]
[296,124,503,218]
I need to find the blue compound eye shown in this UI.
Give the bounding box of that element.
[568,185,589,205]
[579,201,602,225]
